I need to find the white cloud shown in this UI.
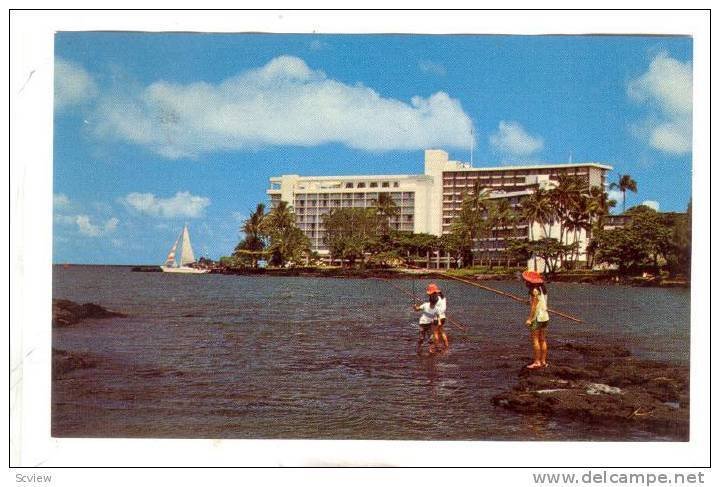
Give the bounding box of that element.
[641,200,660,211]
[489,121,544,157]
[418,60,447,76]
[122,191,210,218]
[75,215,119,237]
[628,52,692,155]
[55,58,98,110]
[53,193,71,208]
[92,55,473,158]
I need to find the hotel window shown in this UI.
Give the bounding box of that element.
[382,182,390,188]
[345,182,354,188]
[370,182,378,188]
[357,182,366,188]
[393,182,399,187]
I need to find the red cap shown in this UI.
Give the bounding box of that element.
[522,270,544,284]
[426,283,441,295]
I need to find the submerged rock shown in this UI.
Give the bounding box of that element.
[52,348,97,378]
[52,299,126,327]
[492,342,689,439]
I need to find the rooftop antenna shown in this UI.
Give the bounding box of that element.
[568,151,573,164]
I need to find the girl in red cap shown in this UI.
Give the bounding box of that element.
[414,283,440,354]
[522,271,550,369]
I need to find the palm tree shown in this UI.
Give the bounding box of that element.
[371,192,399,235]
[550,174,582,245]
[236,203,266,267]
[520,188,553,271]
[587,186,616,230]
[610,174,638,213]
[565,195,592,267]
[259,201,309,267]
[492,198,517,267]
[465,180,491,265]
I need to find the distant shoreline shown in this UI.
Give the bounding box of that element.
[53,264,688,288]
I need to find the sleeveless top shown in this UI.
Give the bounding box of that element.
[533,289,550,322]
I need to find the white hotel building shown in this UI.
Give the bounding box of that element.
[267,150,612,266]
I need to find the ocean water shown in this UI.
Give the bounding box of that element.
[52,265,690,440]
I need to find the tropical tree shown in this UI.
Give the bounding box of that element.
[259,201,310,267]
[490,198,517,267]
[519,188,553,270]
[549,174,583,246]
[370,192,399,236]
[592,205,671,274]
[233,203,267,267]
[564,195,592,267]
[322,207,379,267]
[610,174,638,213]
[587,186,616,230]
[530,238,576,274]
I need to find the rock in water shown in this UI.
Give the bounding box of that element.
[52,299,126,327]
[492,342,689,439]
[52,348,97,378]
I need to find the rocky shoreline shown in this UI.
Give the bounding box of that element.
[52,299,127,328]
[53,299,126,379]
[492,342,689,439]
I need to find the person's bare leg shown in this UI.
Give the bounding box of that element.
[539,328,548,366]
[417,329,426,354]
[527,330,542,368]
[440,325,449,349]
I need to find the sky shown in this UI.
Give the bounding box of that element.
[53,33,693,265]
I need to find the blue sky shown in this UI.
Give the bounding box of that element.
[53,33,692,264]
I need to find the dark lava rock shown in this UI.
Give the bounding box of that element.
[52,299,127,327]
[492,342,689,439]
[52,348,97,378]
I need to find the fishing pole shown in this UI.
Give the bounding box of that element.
[372,277,470,333]
[403,264,585,324]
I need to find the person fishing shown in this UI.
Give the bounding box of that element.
[522,270,550,369]
[414,283,441,355]
[432,287,450,352]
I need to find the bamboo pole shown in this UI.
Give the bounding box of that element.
[372,278,469,332]
[401,263,586,324]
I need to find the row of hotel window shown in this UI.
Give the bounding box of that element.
[298,213,414,224]
[342,181,400,189]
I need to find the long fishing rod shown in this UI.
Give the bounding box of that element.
[403,264,585,324]
[372,278,469,333]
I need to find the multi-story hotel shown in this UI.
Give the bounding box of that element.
[267,150,612,267]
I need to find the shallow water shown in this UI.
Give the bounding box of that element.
[52,265,690,440]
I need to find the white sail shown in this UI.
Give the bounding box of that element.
[164,233,181,267]
[179,225,196,266]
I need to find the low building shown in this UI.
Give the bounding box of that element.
[267,150,612,268]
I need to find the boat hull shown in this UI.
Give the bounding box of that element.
[160,266,211,274]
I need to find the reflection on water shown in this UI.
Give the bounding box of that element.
[52,266,689,440]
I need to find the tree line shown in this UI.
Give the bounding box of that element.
[222,173,691,277]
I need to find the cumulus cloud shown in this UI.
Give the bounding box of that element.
[75,215,119,237]
[418,60,447,76]
[628,52,692,155]
[91,55,473,158]
[55,58,98,110]
[641,200,660,211]
[122,191,210,218]
[53,193,71,208]
[489,121,544,157]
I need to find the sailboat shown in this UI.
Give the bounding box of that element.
[161,224,210,274]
